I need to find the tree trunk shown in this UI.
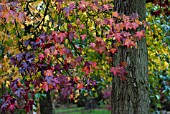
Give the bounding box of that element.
[39,91,53,114]
[111,0,150,114]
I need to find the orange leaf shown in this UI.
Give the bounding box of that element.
[77,83,84,89]
[112,11,119,17]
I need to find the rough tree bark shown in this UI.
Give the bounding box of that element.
[39,91,53,114]
[111,0,150,114]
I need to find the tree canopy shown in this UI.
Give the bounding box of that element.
[0,0,169,113]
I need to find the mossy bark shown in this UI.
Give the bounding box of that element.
[111,0,150,114]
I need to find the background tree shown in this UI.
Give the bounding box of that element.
[111,0,149,114]
[146,1,170,112]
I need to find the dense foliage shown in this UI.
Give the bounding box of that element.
[0,0,169,113]
[146,1,170,111]
[0,0,146,113]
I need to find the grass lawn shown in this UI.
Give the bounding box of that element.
[55,107,111,114]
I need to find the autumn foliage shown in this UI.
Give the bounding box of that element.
[0,0,147,113]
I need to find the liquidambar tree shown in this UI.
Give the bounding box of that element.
[111,0,150,114]
[0,0,149,114]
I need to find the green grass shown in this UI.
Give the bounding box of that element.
[55,107,82,113]
[55,107,111,114]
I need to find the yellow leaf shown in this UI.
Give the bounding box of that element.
[84,92,88,96]
[6,81,10,88]
[108,77,112,82]
[92,88,95,91]
[45,15,49,22]
[43,26,47,31]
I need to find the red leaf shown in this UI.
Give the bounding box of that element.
[70,94,74,100]
[115,23,124,31]
[110,48,117,54]
[90,43,96,48]
[41,82,48,92]
[82,66,90,75]
[124,21,132,30]
[114,33,122,42]
[134,30,145,40]
[151,10,161,16]
[103,4,109,11]
[91,62,97,69]
[76,19,80,24]
[36,38,40,43]
[39,54,45,61]
[8,104,15,113]
[124,39,136,48]
[59,48,65,56]
[52,32,58,43]
[82,61,92,76]
[81,34,87,40]
[75,45,82,51]
[96,37,103,42]
[58,32,67,43]
[110,67,119,76]
[68,32,75,41]
[44,70,53,76]
[75,56,83,62]
[80,24,85,29]
[44,48,50,55]
[122,31,131,37]
[99,46,105,54]
[110,66,127,78]
[52,49,58,56]
[132,22,139,30]
[73,77,79,83]
[79,0,87,11]
[112,11,119,17]
[120,62,128,67]
[24,105,30,113]
[24,100,34,113]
